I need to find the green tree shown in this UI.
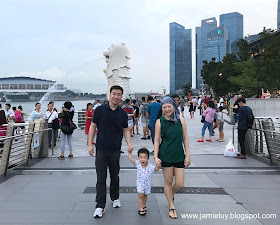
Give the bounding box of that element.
[182,82,192,96]
[236,39,250,61]
[228,58,263,97]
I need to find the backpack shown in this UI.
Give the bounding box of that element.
[246,107,254,129]
[142,104,148,118]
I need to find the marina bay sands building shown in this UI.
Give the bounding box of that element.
[0,76,66,102]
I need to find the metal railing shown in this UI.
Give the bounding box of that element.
[22,110,87,130]
[233,118,280,165]
[0,121,52,177]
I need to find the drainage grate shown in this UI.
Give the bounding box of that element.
[83,186,228,195]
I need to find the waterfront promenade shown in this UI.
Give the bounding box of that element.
[0,109,279,224]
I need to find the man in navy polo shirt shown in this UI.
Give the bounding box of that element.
[88,85,133,218]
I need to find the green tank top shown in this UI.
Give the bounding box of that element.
[158,117,185,163]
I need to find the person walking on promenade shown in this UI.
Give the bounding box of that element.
[139,97,150,140]
[85,103,94,145]
[197,100,216,142]
[146,96,162,146]
[187,99,194,119]
[199,95,205,115]
[204,95,210,107]
[128,148,160,215]
[154,96,191,219]
[230,95,239,126]
[88,85,133,218]
[58,101,74,160]
[132,100,140,135]
[122,99,135,137]
[192,96,197,112]
[236,98,253,159]
[179,96,185,118]
[45,103,59,148]
[31,103,43,120]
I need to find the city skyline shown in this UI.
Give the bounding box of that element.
[0,0,278,94]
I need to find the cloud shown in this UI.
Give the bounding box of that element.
[12,67,108,94]
[0,0,278,93]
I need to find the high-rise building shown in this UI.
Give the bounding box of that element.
[196,17,217,89]
[170,22,192,94]
[204,24,230,62]
[195,27,201,90]
[220,12,243,52]
[278,0,280,30]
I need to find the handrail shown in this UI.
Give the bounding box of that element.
[233,119,280,165]
[0,128,52,141]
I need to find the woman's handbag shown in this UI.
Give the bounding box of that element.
[67,112,77,131]
[201,115,205,123]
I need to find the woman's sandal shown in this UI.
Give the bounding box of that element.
[58,156,65,160]
[138,210,146,216]
[143,206,147,212]
[169,208,177,219]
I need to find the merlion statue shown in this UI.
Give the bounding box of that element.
[103,43,131,100]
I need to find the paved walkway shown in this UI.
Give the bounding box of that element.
[0,109,280,224]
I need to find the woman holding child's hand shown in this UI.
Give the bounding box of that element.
[154,96,191,219]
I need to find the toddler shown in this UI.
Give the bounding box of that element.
[216,106,224,142]
[128,148,160,215]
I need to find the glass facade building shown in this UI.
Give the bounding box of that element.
[204,24,229,62]
[170,22,192,94]
[220,12,243,52]
[196,17,217,89]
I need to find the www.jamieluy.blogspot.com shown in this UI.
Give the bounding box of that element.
[181,212,276,221]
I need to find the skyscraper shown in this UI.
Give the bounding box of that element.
[220,12,243,52]
[278,0,280,30]
[170,22,192,94]
[196,17,217,89]
[204,24,230,62]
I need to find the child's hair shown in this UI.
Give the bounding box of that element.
[218,106,224,112]
[137,148,149,159]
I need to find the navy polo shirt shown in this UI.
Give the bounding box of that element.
[92,103,128,151]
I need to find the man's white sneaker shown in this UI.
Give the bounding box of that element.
[112,199,121,208]
[93,208,105,218]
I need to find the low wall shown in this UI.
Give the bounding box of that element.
[246,98,280,118]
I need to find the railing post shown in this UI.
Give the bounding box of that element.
[24,122,35,165]
[39,121,49,158]
[0,124,14,177]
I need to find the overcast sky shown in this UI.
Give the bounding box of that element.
[0,0,278,94]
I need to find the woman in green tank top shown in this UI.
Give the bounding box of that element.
[154,96,191,219]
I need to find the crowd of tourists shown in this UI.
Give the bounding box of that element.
[0,87,254,220]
